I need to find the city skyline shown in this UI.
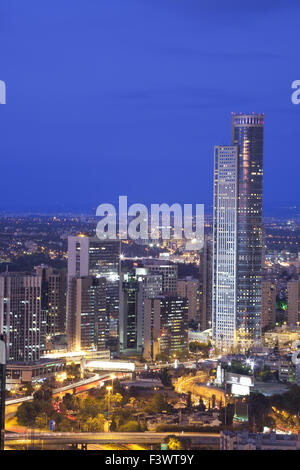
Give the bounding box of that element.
[1,1,300,454]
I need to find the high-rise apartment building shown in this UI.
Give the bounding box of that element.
[119,268,162,354]
[0,272,44,362]
[213,114,264,351]
[67,236,120,350]
[142,261,178,294]
[199,237,213,331]
[144,295,188,360]
[34,266,66,337]
[67,276,107,352]
[287,280,300,325]
[177,277,200,323]
[135,268,163,299]
[143,297,161,360]
[119,273,143,353]
[135,268,162,354]
[261,281,276,330]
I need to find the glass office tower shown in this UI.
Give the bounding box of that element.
[213,146,238,350]
[213,115,264,351]
[67,236,120,352]
[119,273,142,353]
[0,273,43,362]
[232,114,264,349]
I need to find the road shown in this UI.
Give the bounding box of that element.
[137,359,217,372]
[5,373,113,408]
[5,373,115,432]
[176,374,225,405]
[5,431,219,446]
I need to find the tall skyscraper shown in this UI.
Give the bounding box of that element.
[0,272,44,362]
[135,268,162,354]
[141,261,178,294]
[119,268,162,354]
[159,295,188,357]
[0,334,5,451]
[213,146,238,350]
[67,236,120,351]
[67,276,107,352]
[177,277,200,323]
[261,281,276,330]
[213,114,264,351]
[119,273,143,353]
[232,114,264,348]
[199,237,213,331]
[287,280,300,325]
[34,266,66,337]
[144,295,188,360]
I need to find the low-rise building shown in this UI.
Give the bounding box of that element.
[6,358,66,389]
[220,430,300,450]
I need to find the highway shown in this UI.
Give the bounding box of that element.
[5,431,219,446]
[5,373,116,432]
[5,373,111,407]
[175,374,225,405]
[137,359,217,372]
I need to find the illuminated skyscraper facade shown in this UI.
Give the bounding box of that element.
[0,273,44,362]
[67,276,107,352]
[232,114,264,348]
[213,146,238,350]
[67,236,120,352]
[199,236,213,331]
[119,269,162,354]
[144,295,188,360]
[34,266,66,337]
[119,273,143,353]
[213,114,264,351]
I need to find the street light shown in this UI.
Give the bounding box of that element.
[110,374,116,395]
[106,385,112,432]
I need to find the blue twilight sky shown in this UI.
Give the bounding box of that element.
[0,0,299,214]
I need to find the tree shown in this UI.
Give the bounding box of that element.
[198,398,206,412]
[223,360,252,376]
[129,397,136,408]
[168,437,183,450]
[112,393,123,405]
[159,368,172,387]
[219,403,234,426]
[155,353,169,363]
[118,420,140,432]
[186,392,192,410]
[281,385,300,414]
[16,402,39,427]
[65,362,81,382]
[61,392,79,412]
[79,397,103,418]
[82,413,105,432]
[35,414,48,429]
[248,393,270,431]
[189,341,210,357]
[22,383,34,396]
[146,393,171,414]
[33,383,52,402]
